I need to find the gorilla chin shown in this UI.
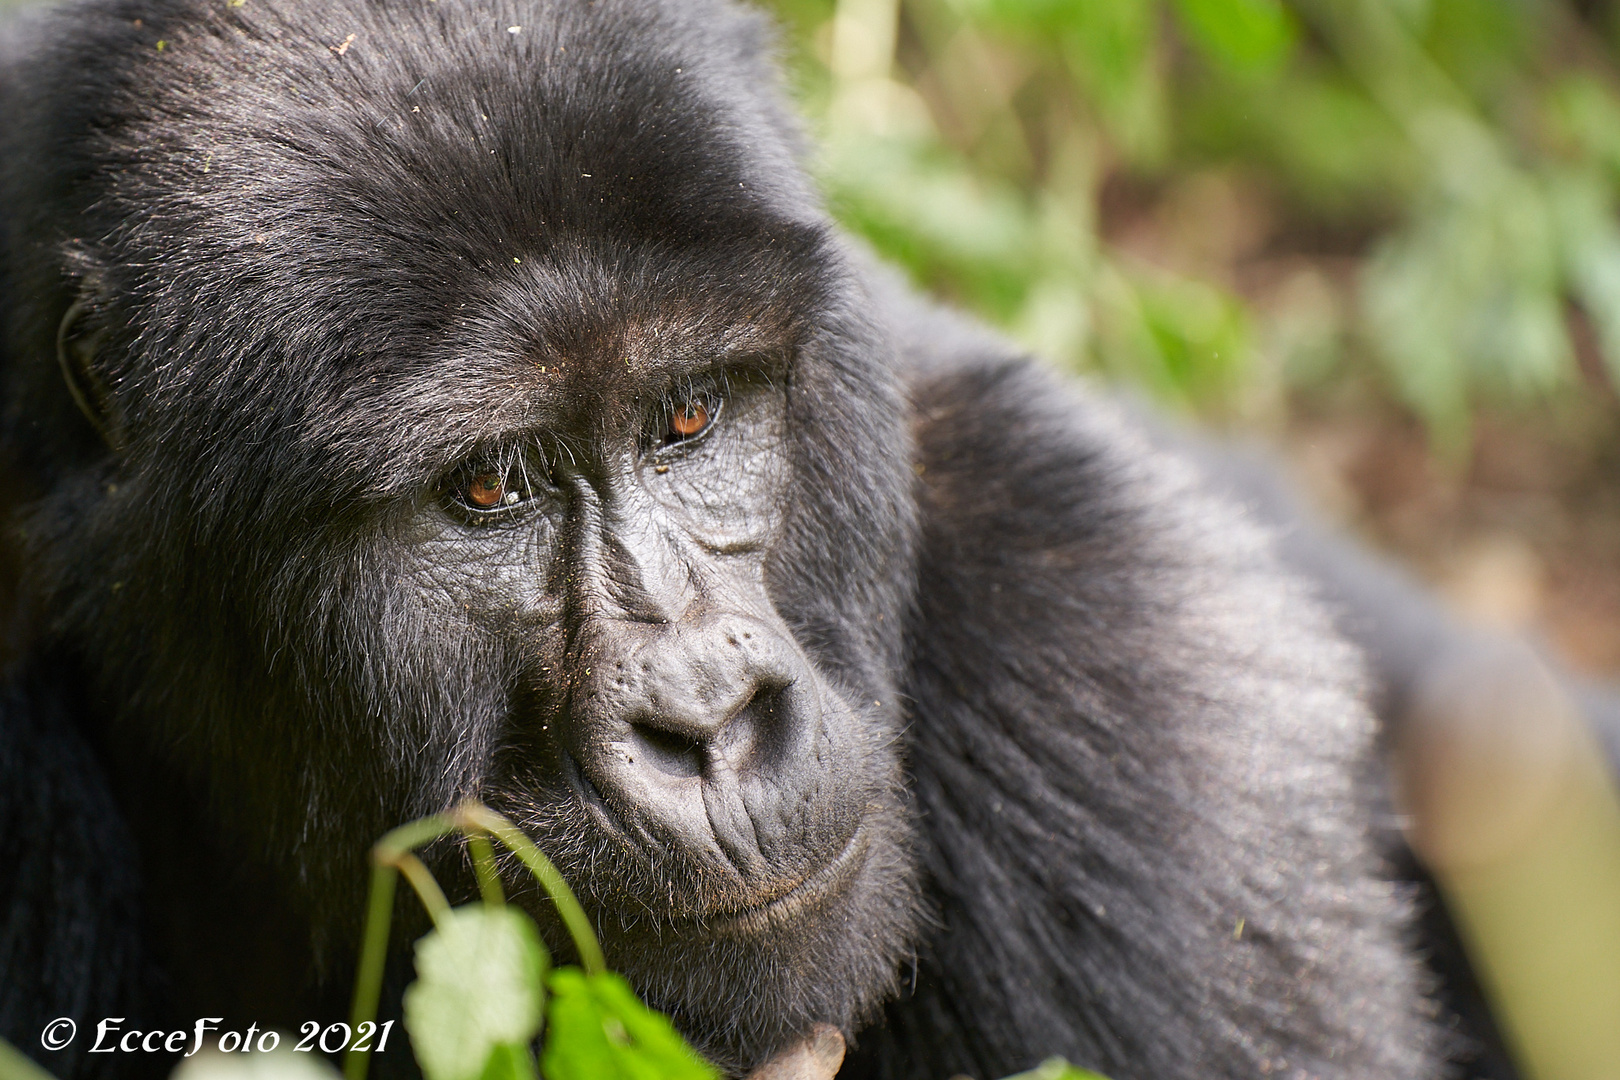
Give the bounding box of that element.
[580,816,918,1073]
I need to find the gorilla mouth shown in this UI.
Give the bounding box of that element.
[704,825,872,937]
[563,746,873,929]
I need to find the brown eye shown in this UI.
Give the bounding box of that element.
[670,400,710,438]
[466,472,506,508]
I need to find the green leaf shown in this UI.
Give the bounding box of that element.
[1060,0,1166,163]
[1548,75,1620,182]
[476,1043,538,1080]
[821,132,1040,320]
[1091,264,1254,412]
[1180,70,1414,211]
[403,905,549,1080]
[1548,168,1620,389]
[0,1038,57,1080]
[1352,107,1585,447]
[541,969,718,1080]
[1168,0,1296,76]
[171,1047,342,1080]
[948,0,1086,34]
[1000,1057,1114,1080]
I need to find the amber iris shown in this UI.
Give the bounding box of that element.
[467,473,506,508]
[671,400,709,437]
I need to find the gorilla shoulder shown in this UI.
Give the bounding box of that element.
[839,351,1433,1078]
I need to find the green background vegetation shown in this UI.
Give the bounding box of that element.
[764,0,1620,452]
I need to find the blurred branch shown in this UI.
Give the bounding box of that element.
[1399,640,1620,1080]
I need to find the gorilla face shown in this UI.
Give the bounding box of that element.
[454,363,862,914]
[382,270,919,1060]
[8,0,920,1066]
[385,283,920,1056]
[392,296,917,1059]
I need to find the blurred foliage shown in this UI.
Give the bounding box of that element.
[763,0,1620,447]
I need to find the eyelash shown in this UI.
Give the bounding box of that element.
[659,390,722,448]
[445,382,730,518]
[446,453,544,519]
[652,377,729,455]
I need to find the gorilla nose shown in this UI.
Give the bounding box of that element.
[626,682,783,781]
[570,617,829,875]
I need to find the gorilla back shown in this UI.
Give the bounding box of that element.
[0,1,1435,1078]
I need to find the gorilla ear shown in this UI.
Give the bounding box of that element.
[56,294,124,452]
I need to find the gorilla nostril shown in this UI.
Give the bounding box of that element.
[631,723,704,779]
[741,682,783,723]
[720,684,787,761]
[625,684,788,781]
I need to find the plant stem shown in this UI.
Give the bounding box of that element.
[456,802,606,974]
[345,813,462,1080]
[344,800,598,1080]
[344,862,398,1080]
[396,853,452,926]
[374,812,457,863]
[469,834,505,906]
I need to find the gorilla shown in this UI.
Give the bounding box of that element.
[0,1,1447,1078]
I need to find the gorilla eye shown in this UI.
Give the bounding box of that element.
[467,472,508,508]
[672,401,709,437]
[448,465,534,518]
[665,393,721,445]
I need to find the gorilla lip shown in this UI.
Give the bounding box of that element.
[565,747,872,929]
[704,825,873,936]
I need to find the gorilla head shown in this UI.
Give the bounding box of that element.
[3,0,917,1066]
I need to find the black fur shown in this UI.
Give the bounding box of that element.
[0,2,1435,1078]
